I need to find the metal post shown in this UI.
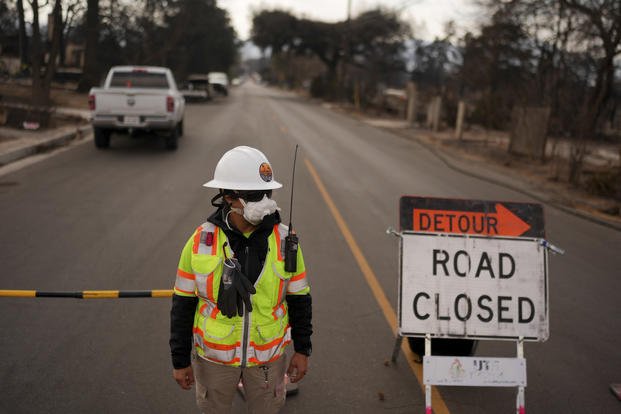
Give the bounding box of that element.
[425,334,432,414]
[391,335,403,363]
[516,337,525,414]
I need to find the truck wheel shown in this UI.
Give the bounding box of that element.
[94,127,111,149]
[165,127,178,150]
[177,120,184,137]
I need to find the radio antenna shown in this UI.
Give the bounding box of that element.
[288,144,299,233]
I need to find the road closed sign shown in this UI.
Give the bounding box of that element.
[397,196,548,342]
[399,232,548,341]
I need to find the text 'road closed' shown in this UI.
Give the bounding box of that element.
[399,233,548,341]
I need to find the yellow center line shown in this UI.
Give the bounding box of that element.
[304,158,450,414]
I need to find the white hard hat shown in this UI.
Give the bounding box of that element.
[203,146,283,190]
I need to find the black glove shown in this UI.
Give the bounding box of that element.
[217,257,256,318]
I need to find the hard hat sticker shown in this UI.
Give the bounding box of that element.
[259,163,273,182]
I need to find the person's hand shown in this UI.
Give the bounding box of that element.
[287,353,309,383]
[173,366,195,390]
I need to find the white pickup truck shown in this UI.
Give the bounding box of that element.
[89,66,185,150]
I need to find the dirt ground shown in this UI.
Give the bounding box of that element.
[0,81,88,109]
[0,81,88,133]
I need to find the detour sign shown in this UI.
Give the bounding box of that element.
[399,196,544,238]
[397,196,549,342]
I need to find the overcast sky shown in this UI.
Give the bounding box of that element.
[219,0,481,42]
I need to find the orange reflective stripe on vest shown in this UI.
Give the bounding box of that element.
[207,227,218,302]
[273,224,283,261]
[192,224,219,302]
[271,279,285,320]
[192,225,203,254]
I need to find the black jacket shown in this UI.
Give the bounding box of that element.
[169,209,313,369]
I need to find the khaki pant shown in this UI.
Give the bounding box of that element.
[192,354,287,414]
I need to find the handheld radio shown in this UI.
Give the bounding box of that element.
[284,145,299,273]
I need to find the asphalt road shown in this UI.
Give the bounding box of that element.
[0,82,619,413]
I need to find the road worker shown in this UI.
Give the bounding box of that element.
[170,146,313,413]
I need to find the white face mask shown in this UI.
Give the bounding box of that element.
[232,194,280,225]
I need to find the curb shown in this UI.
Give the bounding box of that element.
[0,124,92,167]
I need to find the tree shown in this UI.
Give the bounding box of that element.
[72,0,237,83]
[251,8,410,99]
[478,0,621,183]
[0,1,17,36]
[0,0,27,67]
[59,0,85,66]
[349,9,409,72]
[16,0,29,66]
[77,0,99,91]
[560,0,621,139]
[295,18,343,82]
[163,0,238,77]
[251,10,298,55]
[29,0,63,106]
[459,16,534,129]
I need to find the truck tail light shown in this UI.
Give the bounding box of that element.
[88,94,96,110]
[166,96,174,112]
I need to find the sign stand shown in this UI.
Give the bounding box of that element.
[424,335,432,414]
[516,337,525,414]
[422,335,527,413]
[391,335,404,363]
[391,196,564,413]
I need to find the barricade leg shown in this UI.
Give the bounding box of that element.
[516,338,525,413]
[391,335,403,363]
[425,334,432,414]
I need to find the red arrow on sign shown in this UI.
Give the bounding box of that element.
[413,203,531,236]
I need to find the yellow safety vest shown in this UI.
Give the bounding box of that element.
[174,222,309,367]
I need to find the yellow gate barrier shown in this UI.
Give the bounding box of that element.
[0,290,174,299]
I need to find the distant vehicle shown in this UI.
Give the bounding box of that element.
[208,72,229,96]
[88,66,185,150]
[181,74,211,101]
